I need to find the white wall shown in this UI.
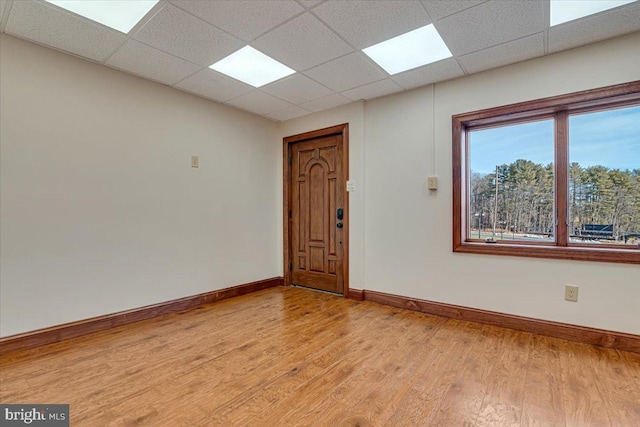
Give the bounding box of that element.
[280,32,640,334]
[0,35,280,337]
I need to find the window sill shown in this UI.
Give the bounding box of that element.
[454,241,640,264]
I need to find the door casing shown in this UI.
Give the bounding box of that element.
[283,123,349,296]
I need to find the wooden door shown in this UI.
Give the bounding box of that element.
[289,133,345,294]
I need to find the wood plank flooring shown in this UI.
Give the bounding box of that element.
[1,286,639,426]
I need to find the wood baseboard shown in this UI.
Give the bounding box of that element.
[363,289,640,354]
[347,288,364,301]
[0,277,283,356]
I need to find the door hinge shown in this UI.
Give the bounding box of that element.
[289,262,292,271]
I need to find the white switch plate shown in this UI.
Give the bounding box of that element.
[191,156,199,168]
[346,180,355,192]
[427,176,438,190]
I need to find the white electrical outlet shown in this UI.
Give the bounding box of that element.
[346,180,355,192]
[565,285,579,302]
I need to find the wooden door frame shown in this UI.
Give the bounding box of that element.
[283,123,349,297]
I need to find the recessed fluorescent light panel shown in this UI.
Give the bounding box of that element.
[209,46,296,88]
[45,0,159,33]
[550,0,637,26]
[363,24,452,75]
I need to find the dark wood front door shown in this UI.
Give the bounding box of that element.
[286,126,347,294]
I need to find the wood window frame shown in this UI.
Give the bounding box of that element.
[453,81,640,264]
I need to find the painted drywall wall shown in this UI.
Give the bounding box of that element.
[0,35,280,337]
[280,32,640,334]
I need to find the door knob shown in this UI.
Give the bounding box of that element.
[337,208,343,220]
[337,223,343,228]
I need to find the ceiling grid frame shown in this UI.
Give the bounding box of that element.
[1,0,638,121]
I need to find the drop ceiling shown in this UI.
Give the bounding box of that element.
[1,0,639,122]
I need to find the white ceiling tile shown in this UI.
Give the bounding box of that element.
[226,91,293,115]
[549,2,640,53]
[174,69,254,103]
[261,74,333,104]
[391,58,464,89]
[300,93,352,112]
[421,0,486,20]
[266,106,311,121]
[106,40,201,86]
[341,79,403,101]
[5,0,125,62]
[313,1,430,49]
[435,0,544,56]
[304,52,386,92]
[171,0,304,42]
[133,4,243,67]
[253,13,353,71]
[459,33,544,74]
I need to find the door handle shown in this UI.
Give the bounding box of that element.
[337,223,343,228]
[337,208,343,220]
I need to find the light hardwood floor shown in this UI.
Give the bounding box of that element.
[1,286,639,426]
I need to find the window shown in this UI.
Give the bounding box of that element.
[453,81,640,264]
[568,107,640,248]
[469,119,555,243]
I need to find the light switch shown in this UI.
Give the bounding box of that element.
[427,176,438,190]
[191,156,199,168]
